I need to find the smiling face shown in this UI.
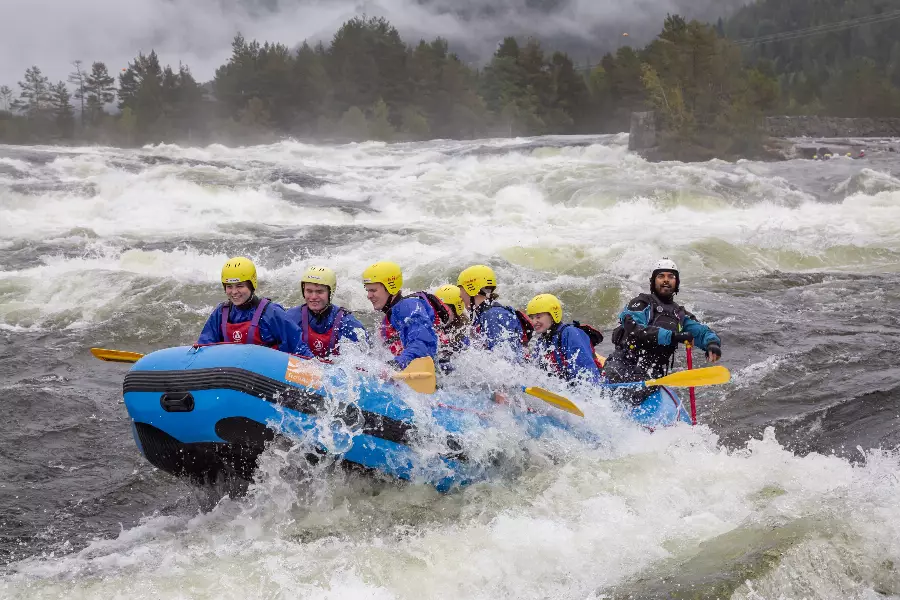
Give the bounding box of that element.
[653,271,677,300]
[365,283,390,311]
[224,282,253,305]
[529,312,554,334]
[303,283,330,312]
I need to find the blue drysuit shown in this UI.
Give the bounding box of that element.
[532,323,603,384]
[380,295,439,369]
[197,297,313,356]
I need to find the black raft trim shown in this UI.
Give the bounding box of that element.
[123,367,414,447]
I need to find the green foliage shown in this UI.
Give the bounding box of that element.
[368,98,395,140]
[726,0,900,116]
[85,62,116,125]
[15,66,52,117]
[338,106,368,139]
[0,8,896,151]
[49,81,75,139]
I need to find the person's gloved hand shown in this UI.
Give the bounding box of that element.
[705,342,721,362]
[672,331,694,346]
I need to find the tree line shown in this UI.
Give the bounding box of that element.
[1,11,898,158]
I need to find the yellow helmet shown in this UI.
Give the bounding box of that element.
[362,261,403,295]
[527,293,563,324]
[301,265,337,294]
[434,284,465,316]
[221,256,258,291]
[457,265,497,296]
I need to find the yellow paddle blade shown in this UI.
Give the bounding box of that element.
[646,366,731,388]
[392,357,436,394]
[90,347,144,363]
[522,386,585,417]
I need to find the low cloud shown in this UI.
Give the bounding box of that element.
[0,0,747,89]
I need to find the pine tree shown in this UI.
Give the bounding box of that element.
[49,81,75,138]
[84,62,116,125]
[118,51,164,135]
[67,60,86,125]
[0,86,12,112]
[14,66,52,117]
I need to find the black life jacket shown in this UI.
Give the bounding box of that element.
[611,292,687,373]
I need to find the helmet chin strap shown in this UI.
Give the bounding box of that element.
[382,292,400,313]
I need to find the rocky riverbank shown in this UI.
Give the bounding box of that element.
[630,112,900,162]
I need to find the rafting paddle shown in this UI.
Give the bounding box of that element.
[90,348,144,363]
[522,386,585,417]
[391,357,437,394]
[602,365,731,390]
[520,365,731,418]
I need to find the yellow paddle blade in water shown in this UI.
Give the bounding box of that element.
[645,366,731,388]
[522,386,585,417]
[392,356,436,394]
[90,348,144,363]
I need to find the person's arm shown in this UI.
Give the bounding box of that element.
[259,304,313,357]
[481,307,523,353]
[196,305,223,344]
[339,312,370,345]
[683,315,721,361]
[561,327,603,383]
[392,300,438,368]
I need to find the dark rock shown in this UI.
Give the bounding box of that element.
[629,111,657,151]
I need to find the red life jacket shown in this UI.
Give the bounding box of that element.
[380,292,450,356]
[220,298,279,349]
[300,305,346,359]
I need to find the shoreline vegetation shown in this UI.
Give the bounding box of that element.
[1,1,898,161]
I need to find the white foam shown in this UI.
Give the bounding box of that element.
[3,428,898,599]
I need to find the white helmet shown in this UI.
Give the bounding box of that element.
[650,258,680,293]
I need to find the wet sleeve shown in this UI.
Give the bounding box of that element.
[284,306,302,327]
[481,308,523,352]
[197,307,223,344]
[340,312,370,345]
[682,316,720,351]
[561,327,603,383]
[617,304,667,348]
[260,304,313,357]
[393,301,438,369]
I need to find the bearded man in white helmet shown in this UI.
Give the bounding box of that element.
[603,258,721,404]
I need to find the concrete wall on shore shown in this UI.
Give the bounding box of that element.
[628,111,657,150]
[765,116,900,138]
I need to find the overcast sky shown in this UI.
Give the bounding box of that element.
[0,0,746,88]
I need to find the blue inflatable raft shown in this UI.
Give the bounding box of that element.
[121,344,688,492]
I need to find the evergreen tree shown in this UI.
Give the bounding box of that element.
[49,81,75,138]
[84,62,116,125]
[0,85,12,112]
[67,60,86,125]
[14,66,52,117]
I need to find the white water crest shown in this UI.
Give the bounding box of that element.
[1,136,899,598]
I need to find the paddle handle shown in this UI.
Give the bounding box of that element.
[600,381,648,390]
[686,343,697,425]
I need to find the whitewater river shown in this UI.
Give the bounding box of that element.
[1,135,900,599]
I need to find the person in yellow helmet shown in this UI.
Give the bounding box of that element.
[457,264,532,359]
[197,257,312,356]
[433,283,471,372]
[362,261,448,370]
[526,293,604,384]
[285,266,368,359]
